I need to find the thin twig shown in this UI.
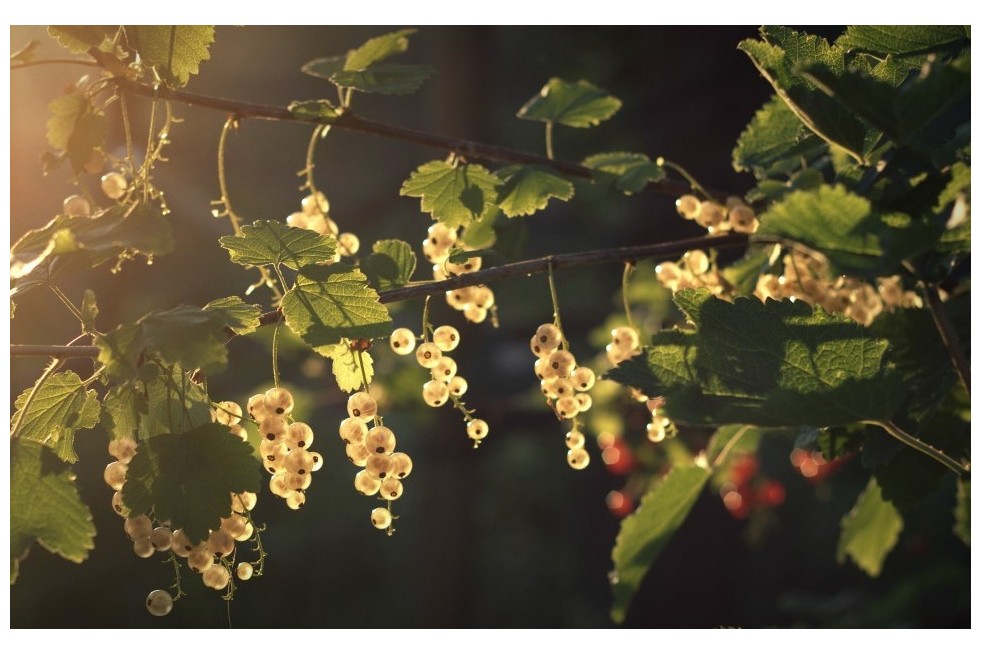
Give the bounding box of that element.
[921,282,970,395]
[866,420,970,477]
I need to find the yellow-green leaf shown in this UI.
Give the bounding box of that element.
[518,78,622,128]
[219,220,337,270]
[203,296,262,336]
[400,161,501,229]
[124,26,214,88]
[11,371,100,464]
[837,477,903,576]
[45,91,106,173]
[495,165,574,217]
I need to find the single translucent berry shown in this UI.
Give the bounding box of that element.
[236,562,254,581]
[188,547,214,573]
[610,327,640,353]
[103,460,128,491]
[285,471,312,492]
[338,232,360,256]
[371,507,393,530]
[124,515,153,541]
[567,447,590,470]
[423,239,451,264]
[366,426,397,455]
[133,539,154,558]
[534,357,558,382]
[146,589,173,617]
[432,263,449,281]
[108,436,138,464]
[285,449,315,476]
[547,350,577,378]
[695,202,725,229]
[430,356,458,383]
[228,424,248,442]
[647,421,667,443]
[259,415,289,442]
[655,261,683,290]
[445,287,474,310]
[287,211,312,231]
[390,327,417,355]
[569,367,596,392]
[301,191,330,217]
[432,325,460,352]
[339,416,369,444]
[347,391,378,422]
[236,522,254,542]
[380,477,404,500]
[269,473,292,498]
[548,378,575,398]
[575,393,593,412]
[466,419,489,441]
[286,421,314,450]
[230,491,257,513]
[448,375,468,397]
[427,222,458,250]
[214,401,243,426]
[309,451,324,472]
[388,452,413,479]
[471,286,495,310]
[170,530,194,557]
[203,564,231,590]
[565,430,586,450]
[206,529,235,557]
[676,194,701,219]
[345,442,372,467]
[111,490,129,517]
[534,324,563,353]
[422,379,450,407]
[354,469,382,496]
[463,304,488,323]
[415,342,442,368]
[555,396,579,419]
[365,453,393,481]
[100,172,128,200]
[263,387,295,416]
[684,250,710,275]
[247,394,269,421]
[150,526,173,552]
[61,196,92,216]
[728,204,758,234]
[220,514,248,540]
[606,344,629,366]
[446,255,482,276]
[285,490,306,510]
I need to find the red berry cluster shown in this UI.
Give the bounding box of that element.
[718,453,785,519]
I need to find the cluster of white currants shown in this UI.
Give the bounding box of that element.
[655,249,725,297]
[285,191,361,258]
[390,325,489,446]
[249,387,323,510]
[604,325,642,367]
[60,171,130,218]
[643,396,676,443]
[675,194,759,235]
[422,223,495,323]
[339,390,413,532]
[529,323,596,470]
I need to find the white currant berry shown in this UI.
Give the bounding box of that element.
[548,378,575,398]
[259,415,289,443]
[338,232,360,256]
[285,449,315,476]
[285,472,312,492]
[247,394,269,421]
[466,419,489,441]
[366,426,396,455]
[676,194,701,219]
[534,357,558,382]
[647,421,667,443]
[655,261,683,290]
[286,421,314,450]
[146,590,173,617]
[415,342,442,368]
[236,562,254,581]
[565,430,586,450]
[423,240,450,264]
[446,255,482,276]
[108,436,138,464]
[569,367,596,392]
[471,286,495,310]
[432,325,460,352]
[63,194,91,217]
[555,396,580,419]
[236,522,254,542]
[567,447,590,470]
[309,451,324,472]
[269,473,292,498]
[214,401,243,426]
[345,442,372,467]
[547,350,577,378]
[445,287,474,310]
[432,263,450,281]
[203,564,231,590]
[354,469,382,496]
[606,344,629,366]
[230,491,257,513]
[575,393,593,412]
[380,477,404,500]
[729,204,758,233]
[111,490,129,517]
[390,327,417,355]
[263,387,295,416]
[287,211,312,231]
[448,375,468,397]
[206,530,235,557]
[610,327,640,353]
[388,452,413,479]
[302,191,330,216]
[534,324,563,353]
[104,461,128,491]
[427,222,457,249]
[347,391,378,421]
[684,249,710,275]
[371,507,393,530]
[124,515,153,541]
[133,539,154,558]
[100,172,128,200]
[430,356,458,383]
[463,304,488,323]
[339,416,369,444]
[365,453,393,480]
[170,530,194,557]
[695,202,725,229]
[220,514,248,540]
[422,379,450,407]
[188,547,214,573]
[228,424,248,442]
[285,490,306,510]
[150,526,173,552]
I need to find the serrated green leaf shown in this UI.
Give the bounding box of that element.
[11,39,41,64]
[203,296,262,336]
[122,423,260,544]
[610,465,710,623]
[330,347,375,393]
[124,26,214,88]
[329,64,433,95]
[720,247,773,297]
[838,477,903,577]
[282,263,392,349]
[935,162,971,213]
[460,211,498,250]
[837,26,968,56]
[400,161,502,229]
[46,91,106,173]
[288,99,341,121]
[361,239,416,291]
[138,368,211,439]
[101,382,145,438]
[80,289,98,331]
[733,95,827,177]
[10,440,96,583]
[95,323,145,380]
[954,478,970,546]
[446,247,495,265]
[219,220,337,270]
[517,78,621,128]
[344,29,416,71]
[47,26,116,54]
[606,288,902,427]
[495,165,574,216]
[140,306,230,375]
[300,55,346,80]
[582,152,665,194]
[11,371,100,464]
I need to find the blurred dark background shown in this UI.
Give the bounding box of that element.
[9,26,969,628]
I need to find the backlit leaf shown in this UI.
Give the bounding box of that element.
[837,26,968,56]
[47,26,116,54]
[11,371,100,463]
[400,161,501,229]
[837,477,903,576]
[46,91,106,173]
[101,381,146,438]
[495,165,574,217]
[124,26,214,87]
[326,345,375,393]
[203,296,262,335]
[583,152,664,194]
[219,220,337,270]
[518,78,622,128]
[361,239,416,291]
[288,99,341,121]
[345,29,416,71]
[329,64,433,95]
[954,478,970,546]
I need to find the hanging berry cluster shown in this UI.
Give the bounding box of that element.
[286,191,361,258]
[422,223,496,324]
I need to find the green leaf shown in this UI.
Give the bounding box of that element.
[138,368,211,439]
[281,263,393,349]
[459,211,498,249]
[94,323,145,381]
[494,165,574,217]
[46,91,106,173]
[606,288,902,427]
[11,371,100,464]
[344,29,416,71]
[361,239,416,291]
[733,95,826,177]
[219,220,336,270]
[517,78,622,128]
[327,346,375,393]
[720,247,774,297]
[124,26,214,87]
[446,247,495,265]
[582,153,664,194]
[954,478,970,546]
[47,26,115,54]
[757,185,929,275]
[400,161,502,229]
[288,99,341,121]
[935,162,971,213]
[10,440,96,583]
[101,382,146,438]
[11,39,41,64]
[80,289,98,332]
[610,465,711,623]
[300,55,346,80]
[329,64,433,95]
[122,423,260,544]
[203,296,262,336]
[837,26,968,56]
[140,306,230,375]
[837,477,903,577]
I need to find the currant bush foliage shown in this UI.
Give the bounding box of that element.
[9,25,970,625]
